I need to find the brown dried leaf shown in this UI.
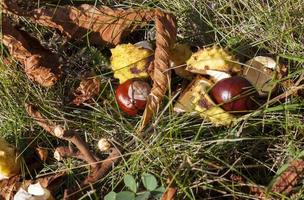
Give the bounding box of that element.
[35,147,49,162]
[0,176,21,200]
[271,159,304,195]
[161,187,177,200]
[250,186,267,199]
[71,73,101,106]
[2,17,62,87]
[140,10,177,130]
[3,1,155,46]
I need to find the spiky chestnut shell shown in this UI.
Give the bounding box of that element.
[111,43,153,84]
[191,77,236,126]
[186,46,241,74]
[115,79,151,116]
[210,76,259,112]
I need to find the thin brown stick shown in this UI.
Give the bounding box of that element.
[54,146,88,162]
[63,147,121,199]
[161,187,177,200]
[25,103,98,168]
[26,103,122,199]
[266,85,304,105]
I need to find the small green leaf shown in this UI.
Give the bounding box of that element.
[124,175,137,193]
[104,191,117,200]
[141,173,158,191]
[153,186,166,193]
[116,191,135,200]
[135,191,150,200]
[151,186,166,198]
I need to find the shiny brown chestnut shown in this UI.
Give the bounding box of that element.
[115,79,151,116]
[209,76,258,112]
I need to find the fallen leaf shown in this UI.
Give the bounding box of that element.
[2,16,62,87]
[140,9,177,130]
[271,159,304,195]
[35,147,49,162]
[71,73,101,106]
[3,1,155,46]
[0,176,21,200]
[161,187,177,200]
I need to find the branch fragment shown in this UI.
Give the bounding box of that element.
[54,146,95,162]
[26,103,122,199]
[25,103,98,168]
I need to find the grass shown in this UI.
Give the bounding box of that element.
[1,0,304,199]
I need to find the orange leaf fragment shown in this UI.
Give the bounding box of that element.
[71,73,101,106]
[35,147,49,162]
[271,159,304,195]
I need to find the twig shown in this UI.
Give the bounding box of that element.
[25,103,98,168]
[54,146,91,162]
[161,187,177,200]
[63,147,121,199]
[26,103,122,199]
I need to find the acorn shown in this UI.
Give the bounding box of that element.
[115,79,151,116]
[209,76,259,112]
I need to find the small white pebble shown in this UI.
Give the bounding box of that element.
[28,182,45,196]
[14,188,32,200]
[98,139,111,151]
[53,126,64,138]
[53,150,62,161]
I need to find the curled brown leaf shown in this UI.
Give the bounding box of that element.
[161,187,177,200]
[140,10,177,130]
[0,176,21,200]
[2,17,63,87]
[3,1,155,46]
[36,147,49,162]
[71,73,101,106]
[271,159,304,195]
